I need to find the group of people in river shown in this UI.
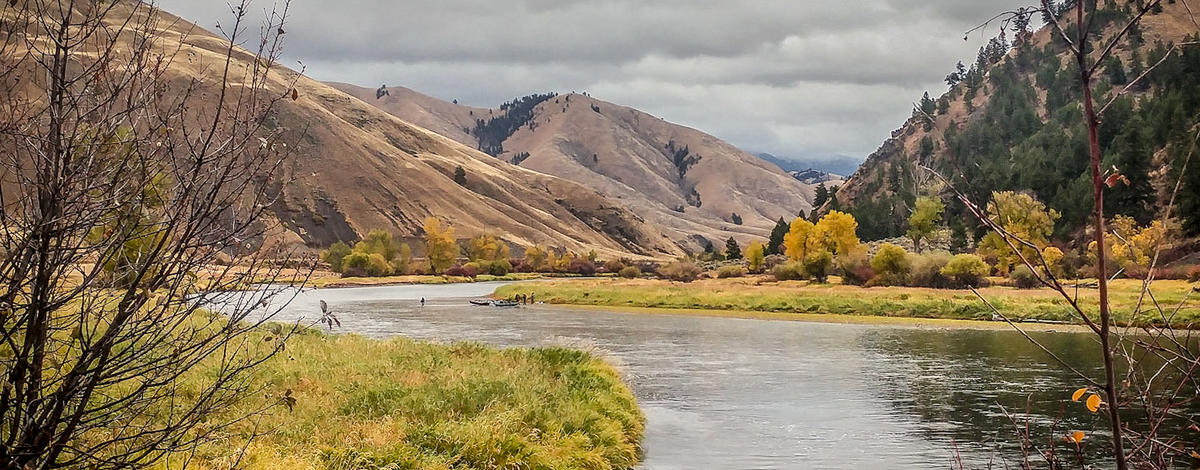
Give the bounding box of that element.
[418,293,536,307]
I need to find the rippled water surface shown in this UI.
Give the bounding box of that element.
[264,282,1161,469]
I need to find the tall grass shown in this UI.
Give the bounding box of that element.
[162,330,643,470]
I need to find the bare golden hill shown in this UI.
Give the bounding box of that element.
[3,3,684,259]
[330,84,817,250]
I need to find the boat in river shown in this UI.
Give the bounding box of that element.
[492,300,520,307]
[469,299,493,306]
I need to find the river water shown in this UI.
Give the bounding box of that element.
[263,282,1171,469]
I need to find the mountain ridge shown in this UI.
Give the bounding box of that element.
[330,83,817,250]
[97,6,690,259]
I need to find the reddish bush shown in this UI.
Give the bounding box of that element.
[839,254,875,286]
[1123,265,1192,281]
[566,258,596,276]
[444,264,478,277]
[1190,266,1200,282]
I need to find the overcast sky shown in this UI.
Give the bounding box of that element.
[157,0,1031,162]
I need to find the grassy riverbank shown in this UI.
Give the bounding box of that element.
[495,277,1200,327]
[169,330,643,470]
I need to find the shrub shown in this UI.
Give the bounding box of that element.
[910,252,951,288]
[1042,246,1064,277]
[716,265,747,278]
[635,261,660,276]
[1126,265,1192,280]
[1190,266,1200,283]
[1009,265,1040,289]
[322,241,351,273]
[618,266,642,279]
[445,264,478,278]
[772,261,806,281]
[488,258,513,276]
[763,254,788,270]
[566,258,596,276]
[803,250,833,283]
[839,252,875,286]
[658,261,702,282]
[340,252,371,277]
[340,252,392,277]
[367,253,393,276]
[870,243,911,286]
[941,254,990,288]
[604,260,626,273]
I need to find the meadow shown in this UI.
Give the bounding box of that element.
[164,329,643,470]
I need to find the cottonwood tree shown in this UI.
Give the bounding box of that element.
[906,195,944,252]
[0,1,307,468]
[423,217,459,273]
[936,1,1200,468]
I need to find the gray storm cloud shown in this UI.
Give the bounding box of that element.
[157,0,1031,160]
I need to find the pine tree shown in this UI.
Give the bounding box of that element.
[768,217,789,254]
[949,218,969,253]
[453,165,467,186]
[725,237,742,260]
[1104,116,1154,223]
[920,91,936,117]
[813,183,830,208]
[702,238,720,260]
[1105,56,1128,85]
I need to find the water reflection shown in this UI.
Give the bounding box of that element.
[265,283,1197,469]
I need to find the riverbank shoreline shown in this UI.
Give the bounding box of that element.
[494,277,1199,329]
[530,302,1093,332]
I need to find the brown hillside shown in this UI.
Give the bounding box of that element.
[4,3,685,259]
[330,85,817,250]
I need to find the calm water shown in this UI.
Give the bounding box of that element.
[263,282,1172,469]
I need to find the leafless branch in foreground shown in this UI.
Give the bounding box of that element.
[0,1,311,468]
[925,1,1200,467]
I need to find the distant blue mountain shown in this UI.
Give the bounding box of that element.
[757,153,863,177]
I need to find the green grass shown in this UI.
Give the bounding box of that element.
[165,330,643,470]
[495,277,1200,327]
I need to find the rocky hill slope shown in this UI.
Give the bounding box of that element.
[828,2,1200,242]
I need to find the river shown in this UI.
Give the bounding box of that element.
[264,281,1173,469]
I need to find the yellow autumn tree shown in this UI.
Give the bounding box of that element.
[1088,216,1170,273]
[423,217,459,274]
[745,241,766,273]
[467,233,510,262]
[813,211,861,257]
[524,244,549,271]
[783,218,816,262]
[1042,246,1064,277]
[555,251,577,272]
[785,211,862,263]
[978,191,1060,274]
